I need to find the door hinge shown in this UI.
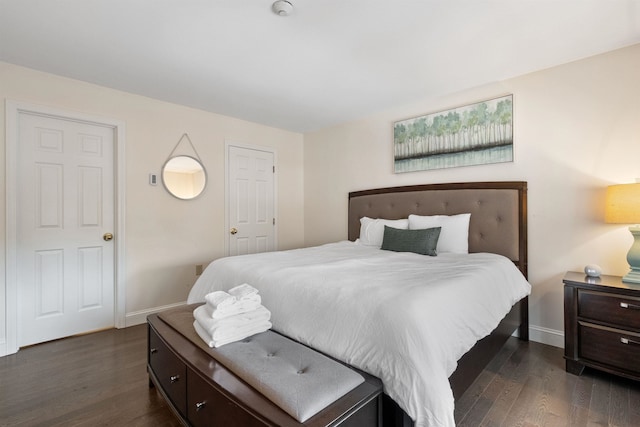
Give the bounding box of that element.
[273,218,276,225]
[273,166,275,173]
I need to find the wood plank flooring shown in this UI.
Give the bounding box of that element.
[455,337,640,427]
[1,325,638,426]
[0,325,181,427]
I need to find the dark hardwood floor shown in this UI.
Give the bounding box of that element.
[0,325,181,427]
[1,325,639,426]
[455,337,640,427]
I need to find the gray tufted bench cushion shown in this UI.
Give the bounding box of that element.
[213,331,365,422]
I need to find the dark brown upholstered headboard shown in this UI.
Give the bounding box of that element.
[348,181,528,278]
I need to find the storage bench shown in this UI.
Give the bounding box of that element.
[147,305,382,427]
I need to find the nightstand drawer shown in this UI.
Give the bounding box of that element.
[579,322,640,373]
[578,290,640,330]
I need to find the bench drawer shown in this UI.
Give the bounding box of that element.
[187,367,269,427]
[149,327,187,417]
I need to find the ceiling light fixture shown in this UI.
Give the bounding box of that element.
[272,0,293,17]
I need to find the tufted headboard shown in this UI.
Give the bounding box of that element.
[348,181,528,278]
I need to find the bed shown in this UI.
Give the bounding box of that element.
[187,181,530,427]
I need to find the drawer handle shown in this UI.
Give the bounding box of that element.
[150,348,158,354]
[620,337,640,346]
[195,401,206,412]
[620,302,640,310]
[170,375,180,383]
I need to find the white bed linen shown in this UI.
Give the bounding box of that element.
[188,241,531,427]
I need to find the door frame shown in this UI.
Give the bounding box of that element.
[3,100,126,356]
[224,141,278,256]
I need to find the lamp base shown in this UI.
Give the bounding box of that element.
[623,226,640,284]
[622,269,640,284]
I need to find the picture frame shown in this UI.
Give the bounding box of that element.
[393,94,513,173]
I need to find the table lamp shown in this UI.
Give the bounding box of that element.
[605,183,640,283]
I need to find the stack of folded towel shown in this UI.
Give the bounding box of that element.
[193,283,272,348]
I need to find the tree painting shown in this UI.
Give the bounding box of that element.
[393,95,513,173]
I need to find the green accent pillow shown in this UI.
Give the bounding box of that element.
[380,225,441,256]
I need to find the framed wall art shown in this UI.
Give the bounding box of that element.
[393,94,513,173]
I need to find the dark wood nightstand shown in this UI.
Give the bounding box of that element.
[563,271,640,381]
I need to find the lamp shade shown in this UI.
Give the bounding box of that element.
[605,183,640,224]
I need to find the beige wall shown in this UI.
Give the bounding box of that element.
[0,62,304,345]
[303,44,640,346]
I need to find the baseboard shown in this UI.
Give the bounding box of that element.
[528,325,564,348]
[0,340,19,357]
[0,341,8,358]
[125,301,187,327]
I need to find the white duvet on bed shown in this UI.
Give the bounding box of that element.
[188,241,531,427]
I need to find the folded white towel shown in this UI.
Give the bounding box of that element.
[204,291,237,310]
[194,304,271,341]
[193,319,272,348]
[193,319,215,347]
[205,295,262,319]
[228,283,259,300]
[203,284,262,319]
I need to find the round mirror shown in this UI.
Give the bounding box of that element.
[162,155,207,200]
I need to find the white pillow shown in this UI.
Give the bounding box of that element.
[359,217,409,248]
[408,213,471,254]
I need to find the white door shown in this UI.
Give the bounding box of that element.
[17,112,115,347]
[227,145,275,256]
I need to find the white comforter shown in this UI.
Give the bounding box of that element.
[188,241,531,427]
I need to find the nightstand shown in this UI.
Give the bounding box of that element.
[563,271,640,381]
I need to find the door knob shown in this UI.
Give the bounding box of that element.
[103,233,114,241]
[230,227,238,235]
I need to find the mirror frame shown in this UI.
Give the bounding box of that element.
[161,155,207,200]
